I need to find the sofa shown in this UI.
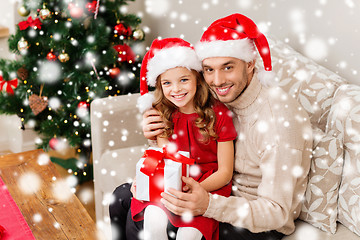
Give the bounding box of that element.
[91,38,360,239]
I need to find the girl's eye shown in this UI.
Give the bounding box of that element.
[180,78,188,82]
[162,81,170,86]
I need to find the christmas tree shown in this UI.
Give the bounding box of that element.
[0,0,145,182]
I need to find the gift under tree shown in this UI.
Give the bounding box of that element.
[0,0,145,182]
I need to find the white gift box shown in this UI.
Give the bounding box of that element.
[136,147,190,202]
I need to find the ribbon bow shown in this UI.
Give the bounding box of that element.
[18,16,42,31]
[140,148,195,176]
[0,75,18,95]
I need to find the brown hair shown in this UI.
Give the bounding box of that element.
[152,69,217,143]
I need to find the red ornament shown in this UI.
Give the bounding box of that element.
[68,3,84,18]
[86,1,97,13]
[49,137,59,150]
[109,67,121,78]
[0,75,18,95]
[46,52,57,61]
[113,44,136,63]
[18,16,42,30]
[77,101,89,109]
[114,23,132,37]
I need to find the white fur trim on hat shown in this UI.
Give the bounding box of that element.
[147,46,202,87]
[257,69,276,88]
[137,92,155,113]
[195,38,257,62]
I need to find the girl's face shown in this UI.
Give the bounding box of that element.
[159,67,197,114]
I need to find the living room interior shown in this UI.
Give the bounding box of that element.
[0,0,360,239]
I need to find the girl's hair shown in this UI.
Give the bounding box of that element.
[152,69,217,143]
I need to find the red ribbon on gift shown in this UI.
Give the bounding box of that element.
[140,148,195,202]
[0,225,5,238]
[0,76,18,95]
[18,16,42,31]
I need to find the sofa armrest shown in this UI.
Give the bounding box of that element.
[90,93,148,231]
[91,93,147,166]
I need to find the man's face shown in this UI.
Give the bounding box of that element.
[202,57,253,103]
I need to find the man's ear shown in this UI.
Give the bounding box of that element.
[247,60,256,74]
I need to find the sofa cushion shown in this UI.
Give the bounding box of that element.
[266,37,346,132]
[299,128,343,233]
[329,84,360,237]
[283,220,356,240]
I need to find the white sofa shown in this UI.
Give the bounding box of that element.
[91,38,360,239]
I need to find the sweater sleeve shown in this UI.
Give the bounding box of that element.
[204,145,305,233]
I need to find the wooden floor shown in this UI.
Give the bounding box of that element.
[0,149,96,222]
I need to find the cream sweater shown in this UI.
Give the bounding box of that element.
[204,73,313,235]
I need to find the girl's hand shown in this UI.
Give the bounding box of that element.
[142,109,165,140]
[130,177,137,197]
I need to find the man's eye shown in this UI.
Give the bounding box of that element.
[224,66,232,70]
[204,68,213,72]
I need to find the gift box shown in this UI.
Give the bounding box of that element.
[136,147,194,202]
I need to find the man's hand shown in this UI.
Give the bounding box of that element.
[160,176,209,216]
[142,108,165,140]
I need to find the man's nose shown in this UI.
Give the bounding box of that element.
[213,70,224,86]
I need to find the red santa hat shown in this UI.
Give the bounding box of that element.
[137,38,202,113]
[195,13,275,86]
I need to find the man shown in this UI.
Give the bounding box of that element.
[110,13,313,240]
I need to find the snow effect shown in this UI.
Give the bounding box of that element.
[52,179,73,202]
[37,153,50,165]
[38,61,62,84]
[18,172,41,194]
[304,38,328,61]
[181,210,193,223]
[145,0,170,17]
[48,97,61,110]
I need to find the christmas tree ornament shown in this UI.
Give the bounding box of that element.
[86,1,97,13]
[133,29,144,40]
[109,67,121,78]
[17,37,29,51]
[77,101,89,109]
[114,23,132,36]
[29,94,48,115]
[46,51,57,61]
[17,67,29,81]
[39,6,51,20]
[58,51,70,62]
[18,5,30,17]
[0,75,18,95]
[68,3,84,18]
[18,16,42,30]
[113,44,136,63]
[49,137,59,150]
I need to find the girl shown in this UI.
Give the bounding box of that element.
[132,38,237,240]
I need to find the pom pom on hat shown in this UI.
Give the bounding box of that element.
[195,13,274,86]
[138,38,202,113]
[137,92,155,114]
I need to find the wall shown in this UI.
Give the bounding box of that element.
[127,0,360,85]
[0,0,18,60]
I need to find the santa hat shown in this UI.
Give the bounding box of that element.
[137,38,202,113]
[195,13,275,86]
